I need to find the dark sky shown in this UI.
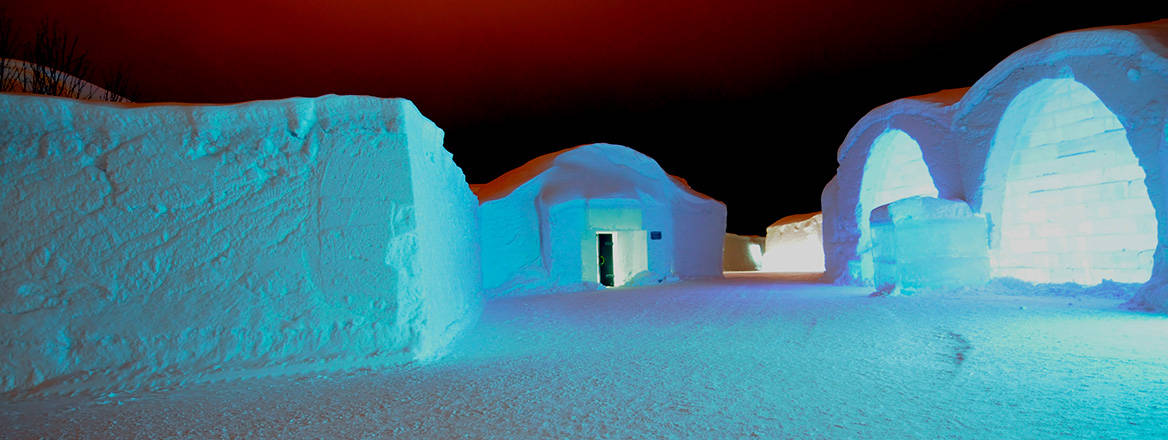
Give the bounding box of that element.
[6,1,1166,233]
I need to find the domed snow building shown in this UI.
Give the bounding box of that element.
[821,20,1168,310]
[474,143,727,298]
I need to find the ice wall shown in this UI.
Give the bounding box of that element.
[989,78,1155,284]
[0,93,481,397]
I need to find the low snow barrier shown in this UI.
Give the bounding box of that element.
[0,94,481,397]
[870,197,989,294]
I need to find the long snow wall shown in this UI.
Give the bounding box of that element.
[0,93,481,397]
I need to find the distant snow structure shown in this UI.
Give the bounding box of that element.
[0,93,481,397]
[475,143,727,298]
[821,19,1168,309]
[1,58,129,102]
[723,233,765,271]
[762,212,825,273]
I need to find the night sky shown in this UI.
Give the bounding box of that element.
[6,1,1166,234]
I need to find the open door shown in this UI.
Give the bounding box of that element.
[598,233,614,287]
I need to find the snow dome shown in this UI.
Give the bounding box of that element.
[0,94,482,396]
[474,143,727,298]
[822,20,1168,309]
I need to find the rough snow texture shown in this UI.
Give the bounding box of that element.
[0,93,481,397]
[820,20,1168,311]
[870,197,990,294]
[762,212,825,272]
[475,143,726,298]
[722,233,764,271]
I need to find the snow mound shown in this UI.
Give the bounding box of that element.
[0,93,481,398]
[475,143,726,298]
[935,278,1142,300]
[1,58,129,102]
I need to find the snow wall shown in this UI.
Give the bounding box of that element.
[0,93,482,397]
[723,233,765,271]
[475,143,726,298]
[820,19,1168,311]
[762,212,825,272]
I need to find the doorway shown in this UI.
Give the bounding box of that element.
[598,233,615,286]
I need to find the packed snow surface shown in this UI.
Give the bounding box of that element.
[4,274,1166,439]
[0,93,481,397]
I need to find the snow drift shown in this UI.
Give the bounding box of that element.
[0,93,481,397]
[820,19,1168,312]
[762,212,824,273]
[475,143,726,298]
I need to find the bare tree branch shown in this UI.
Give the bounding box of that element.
[26,20,93,100]
[100,65,135,102]
[0,10,15,93]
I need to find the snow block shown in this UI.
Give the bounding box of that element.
[0,93,481,397]
[723,233,765,271]
[475,143,726,298]
[870,197,989,294]
[762,212,825,272]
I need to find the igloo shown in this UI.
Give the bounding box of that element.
[0,94,482,396]
[821,20,1168,309]
[474,143,727,298]
[762,212,825,273]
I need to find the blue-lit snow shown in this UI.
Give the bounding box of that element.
[3,273,1166,439]
[989,78,1156,285]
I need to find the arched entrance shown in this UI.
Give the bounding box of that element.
[857,129,940,282]
[989,78,1156,284]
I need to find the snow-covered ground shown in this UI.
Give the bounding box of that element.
[3,273,1167,439]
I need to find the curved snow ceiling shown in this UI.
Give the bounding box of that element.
[858,129,939,281]
[990,78,1156,284]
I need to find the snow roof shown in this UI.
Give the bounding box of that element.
[835,19,1168,163]
[768,211,821,229]
[905,87,969,106]
[473,143,720,206]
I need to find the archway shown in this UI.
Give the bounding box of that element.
[989,78,1156,284]
[857,129,940,282]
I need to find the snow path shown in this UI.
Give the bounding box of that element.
[3,273,1167,439]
